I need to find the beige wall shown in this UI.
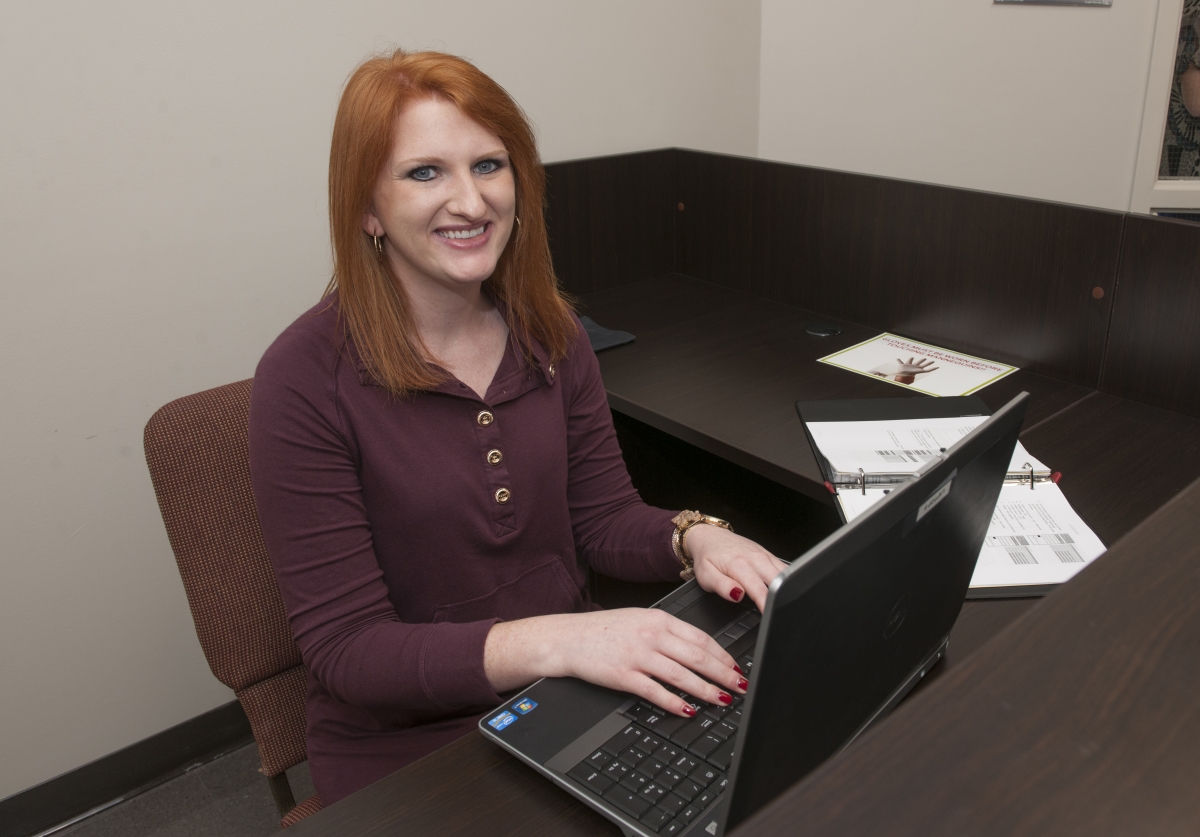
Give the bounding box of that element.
[758,0,1159,211]
[0,0,761,799]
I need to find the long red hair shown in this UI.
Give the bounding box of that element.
[326,50,575,395]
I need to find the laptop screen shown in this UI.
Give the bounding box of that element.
[723,395,1025,830]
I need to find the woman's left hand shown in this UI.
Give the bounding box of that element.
[684,525,788,612]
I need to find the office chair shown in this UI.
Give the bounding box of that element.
[144,379,321,828]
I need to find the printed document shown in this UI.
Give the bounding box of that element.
[837,483,1106,590]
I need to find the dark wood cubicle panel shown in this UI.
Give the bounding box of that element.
[673,150,1124,389]
[542,148,1200,415]
[1101,214,1200,419]
[543,149,676,296]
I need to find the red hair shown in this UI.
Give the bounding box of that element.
[326,50,575,395]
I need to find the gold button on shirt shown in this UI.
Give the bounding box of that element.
[494,487,511,504]
[486,449,503,465]
[477,410,494,426]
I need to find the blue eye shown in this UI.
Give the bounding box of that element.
[408,166,436,182]
[474,159,501,174]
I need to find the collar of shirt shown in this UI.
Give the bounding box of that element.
[426,333,554,405]
[343,295,557,401]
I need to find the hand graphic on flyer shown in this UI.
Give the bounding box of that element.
[867,357,940,385]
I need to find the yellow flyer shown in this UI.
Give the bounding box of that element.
[818,333,1017,396]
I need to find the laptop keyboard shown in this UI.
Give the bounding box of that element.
[566,612,759,835]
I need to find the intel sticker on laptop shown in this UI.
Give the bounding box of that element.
[512,697,538,715]
[488,711,517,731]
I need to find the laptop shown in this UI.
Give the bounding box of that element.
[480,393,1028,836]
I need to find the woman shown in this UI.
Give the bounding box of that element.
[248,49,785,805]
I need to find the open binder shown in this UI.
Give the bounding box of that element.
[797,396,1058,493]
[796,396,1101,599]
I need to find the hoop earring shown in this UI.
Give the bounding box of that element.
[373,235,383,259]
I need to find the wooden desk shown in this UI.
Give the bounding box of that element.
[287,273,1200,835]
[283,607,1046,837]
[581,273,1093,503]
[583,273,1200,547]
[736,474,1200,837]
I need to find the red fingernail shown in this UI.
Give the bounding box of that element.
[737,677,749,690]
[733,664,744,675]
[730,588,744,602]
[718,691,733,705]
[681,704,697,717]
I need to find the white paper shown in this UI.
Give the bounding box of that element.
[836,483,1105,589]
[818,333,1018,396]
[970,483,1106,589]
[835,487,892,521]
[808,417,1049,479]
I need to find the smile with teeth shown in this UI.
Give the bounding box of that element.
[437,224,488,240]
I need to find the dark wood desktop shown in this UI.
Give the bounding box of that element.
[285,149,1200,835]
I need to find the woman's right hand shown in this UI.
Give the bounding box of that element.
[484,608,748,717]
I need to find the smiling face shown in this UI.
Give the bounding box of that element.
[362,96,516,300]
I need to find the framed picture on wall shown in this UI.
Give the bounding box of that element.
[993,0,1112,5]
[1132,0,1200,214]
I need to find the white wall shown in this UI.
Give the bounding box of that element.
[0,0,761,800]
[758,0,1160,212]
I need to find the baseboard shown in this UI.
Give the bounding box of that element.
[0,700,253,837]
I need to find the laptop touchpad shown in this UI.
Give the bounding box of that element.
[676,594,750,635]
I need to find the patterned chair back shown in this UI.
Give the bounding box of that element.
[144,379,319,823]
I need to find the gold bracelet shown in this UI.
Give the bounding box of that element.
[670,510,733,581]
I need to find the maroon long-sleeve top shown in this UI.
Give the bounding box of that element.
[248,295,681,804]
